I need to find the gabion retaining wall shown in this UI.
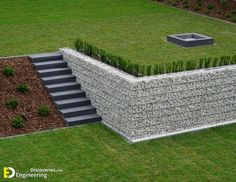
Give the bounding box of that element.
[60,48,236,142]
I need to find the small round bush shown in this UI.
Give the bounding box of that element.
[2,66,14,76]
[6,98,18,109]
[12,116,24,128]
[17,84,28,93]
[37,105,50,117]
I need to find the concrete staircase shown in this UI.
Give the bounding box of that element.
[29,52,101,126]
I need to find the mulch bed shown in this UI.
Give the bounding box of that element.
[0,57,65,137]
[155,0,236,23]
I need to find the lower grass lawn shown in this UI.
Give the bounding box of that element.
[0,123,235,181]
[1,1,236,181]
[0,0,235,65]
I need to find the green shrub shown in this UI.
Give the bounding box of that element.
[119,58,128,71]
[176,60,184,72]
[153,64,159,75]
[146,65,152,76]
[5,98,18,109]
[231,55,236,64]
[139,65,146,76]
[219,56,231,66]
[204,58,211,68]
[212,58,219,67]
[165,63,172,73]
[126,63,132,75]
[2,66,14,76]
[186,60,196,71]
[133,64,140,77]
[159,63,165,74]
[199,58,204,69]
[37,105,50,117]
[17,84,28,93]
[12,116,24,128]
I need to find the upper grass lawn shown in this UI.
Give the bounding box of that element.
[0,0,235,65]
[0,123,235,181]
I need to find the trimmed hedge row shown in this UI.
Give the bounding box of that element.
[75,39,236,77]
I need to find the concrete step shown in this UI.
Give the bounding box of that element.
[38,68,72,77]
[55,98,91,109]
[60,105,96,118]
[46,82,80,92]
[30,52,102,126]
[34,60,67,70]
[65,113,102,126]
[42,74,76,85]
[50,89,86,101]
[29,52,63,63]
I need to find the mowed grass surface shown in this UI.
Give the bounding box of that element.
[0,0,236,65]
[0,123,235,181]
[0,1,236,181]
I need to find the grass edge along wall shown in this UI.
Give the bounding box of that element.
[61,48,236,142]
[75,39,236,77]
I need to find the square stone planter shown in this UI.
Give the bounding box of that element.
[167,33,214,47]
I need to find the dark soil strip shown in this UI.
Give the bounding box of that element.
[0,57,65,137]
[154,0,236,23]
